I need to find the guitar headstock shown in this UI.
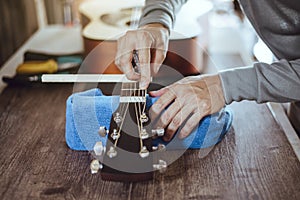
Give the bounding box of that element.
[90,81,167,181]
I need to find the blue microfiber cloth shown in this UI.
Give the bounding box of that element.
[65,88,233,151]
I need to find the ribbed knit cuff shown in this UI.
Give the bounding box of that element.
[219,66,258,104]
[138,10,173,32]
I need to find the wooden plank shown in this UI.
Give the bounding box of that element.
[0,85,132,200]
[267,103,300,161]
[0,53,300,199]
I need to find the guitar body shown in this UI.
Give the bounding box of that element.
[79,0,213,182]
[79,0,213,77]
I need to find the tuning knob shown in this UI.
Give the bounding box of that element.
[90,159,103,174]
[111,129,120,140]
[98,126,108,137]
[152,127,165,137]
[140,113,148,123]
[139,146,150,158]
[93,141,105,156]
[140,128,149,139]
[152,143,166,151]
[114,112,122,124]
[153,159,167,173]
[107,146,117,158]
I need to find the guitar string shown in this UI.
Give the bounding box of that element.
[134,82,143,150]
[114,82,130,147]
[138,83,144,150]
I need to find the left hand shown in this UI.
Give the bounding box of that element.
[149,74,226,141]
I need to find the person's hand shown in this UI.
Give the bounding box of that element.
[149,74,226,141]
[115,23,169,89]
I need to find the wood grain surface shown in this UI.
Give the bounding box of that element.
[0,54,300,200]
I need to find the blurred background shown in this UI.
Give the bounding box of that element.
[0,0,274,88]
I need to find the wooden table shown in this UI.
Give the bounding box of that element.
[0,54,300,200]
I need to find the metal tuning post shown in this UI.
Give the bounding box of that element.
[114,112,123,124]
[152,143,166,151]
[152,127,165,137]
[90,159,103,174]
[93,141,105,156]
[111,129,120,140]
[107,146,117,158]
[140,113,148,123]
[139,146,150,158]
[140,128,149,140]
[153,159,167,173]
[98,126,108,137]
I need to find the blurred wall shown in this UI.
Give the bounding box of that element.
[0,0,38,67]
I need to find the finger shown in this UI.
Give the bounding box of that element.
[149,87,168,97]
[163,104,196,141]
[149,88,176,121]
[155,99,183,129]
[138,48,151,89]
[116,53,140,80]
[115,36,140,80]
[152,49,166,74]
[178,111,206,139]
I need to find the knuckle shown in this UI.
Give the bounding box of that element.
[118,59,129,67]
[184,121,194,130]
[151,105,161,116]
[172,115,182,127]
[162,112,171,124]
[156,52,166,62]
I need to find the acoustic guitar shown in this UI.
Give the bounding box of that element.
[79,0,213,77]
[79,0,213,181]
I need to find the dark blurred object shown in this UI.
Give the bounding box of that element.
[0,0,38,67]
[24,51,82,62]
[233,0,244,20]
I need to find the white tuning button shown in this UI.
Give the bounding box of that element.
[107,146,117,158]
[153,159,167,173]
[98,126,108,137]
[111,129,120,140]
[114,112,122,124]
[152,143,166,151]
[139,146,150,158]
[152,127,165,137]
[140,128,149,139]
[93,141,105,156]
[140,113,149,123]
[90,159,103,174]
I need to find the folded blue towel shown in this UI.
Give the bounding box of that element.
[66,88,232,151]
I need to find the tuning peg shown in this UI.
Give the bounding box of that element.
[93,141,105,156]
[98,126,108,137]
[111,129,120,140]
[140,128,149,139]
[152,143,166,151]
[90,159,103,174]
[140,113,148,123]
[114,112,122,124]
[107,146,117,158]
[152,127,165,137]
[139,146,150,158]
[153,159,167,173]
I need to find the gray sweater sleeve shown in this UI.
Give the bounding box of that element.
[138,0,188,31]
[219,59,300,104]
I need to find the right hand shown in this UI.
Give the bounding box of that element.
[115,23,169,89]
